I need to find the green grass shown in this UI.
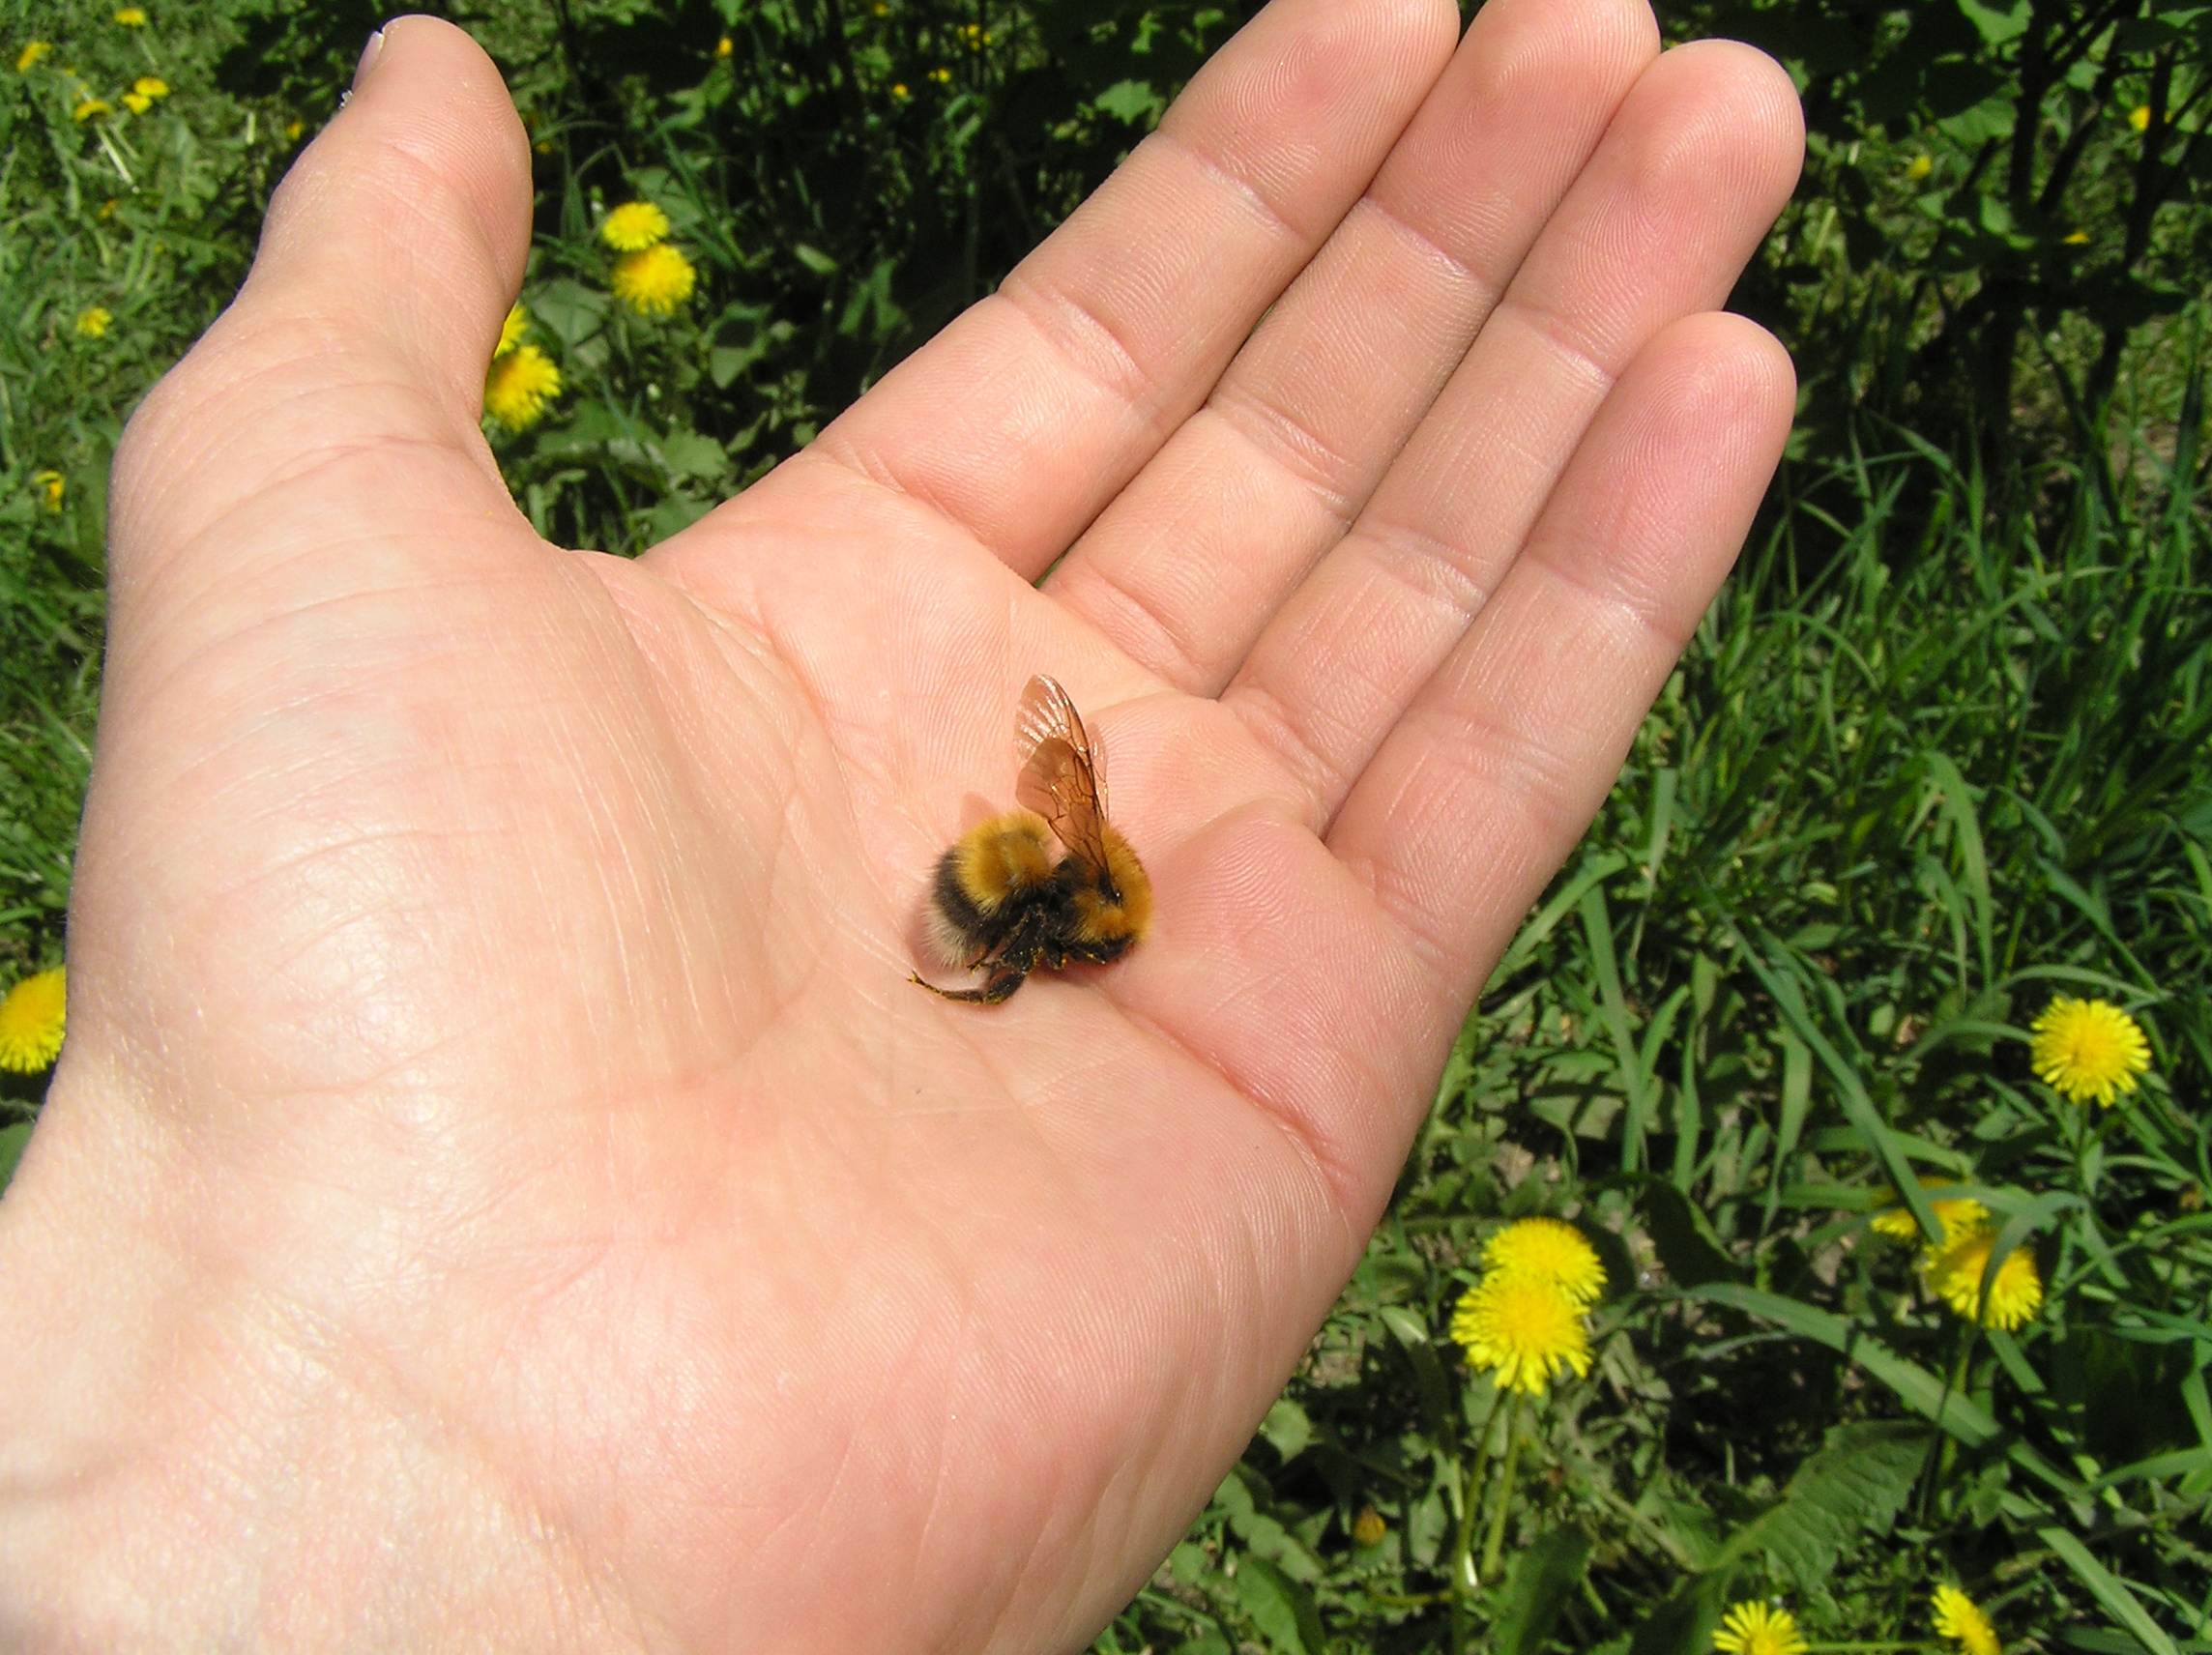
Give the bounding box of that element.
[3,2,2210,1651]
[1,0,285,987]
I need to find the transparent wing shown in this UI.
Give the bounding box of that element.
[1012,675,1110,870]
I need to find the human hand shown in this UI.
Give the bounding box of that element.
[0,2,1800,1647]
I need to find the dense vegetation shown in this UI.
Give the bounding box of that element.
[1,2,2206,1653]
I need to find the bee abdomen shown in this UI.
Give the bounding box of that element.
[926,812,1056,967]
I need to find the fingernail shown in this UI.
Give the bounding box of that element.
[353,27,386,91]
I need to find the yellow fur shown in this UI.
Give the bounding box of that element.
[954,813,1056,911]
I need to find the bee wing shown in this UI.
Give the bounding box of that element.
[1013,675,1111,869]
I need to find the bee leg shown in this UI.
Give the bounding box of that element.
[909,966,1030,1004]
[912,917,1044,1004]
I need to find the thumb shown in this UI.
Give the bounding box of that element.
[108,15,532,582]
[66,19,609,1128]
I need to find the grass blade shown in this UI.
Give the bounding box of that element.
[2038,1526,2181,1655]
[1728,925,1942,1243]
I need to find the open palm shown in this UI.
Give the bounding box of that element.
[0,1,1801,1647]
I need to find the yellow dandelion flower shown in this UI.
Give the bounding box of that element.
[74,306,111,337]
[1870,1193,1988,1242]
[0,967,66,1073]
[1713,1602,1810,1655]
[73,98,111,121]
[1932,1586,2001,1655]
[714,34,733,58]
[113,6,148,23]
[284,118,304,140]
[1923,1224,2043,1331]
[495,302,529,358]
[32,470,65,511]
[599,199,670,251]
[611,243,695,315]
[1904,152,1933,182]
[928,65,951,83]
[132,75,167,99]
[483,344,561,430]
[16,40,52,72]
[122,91,150,113]
[1351,1506,1386,1548]
[2128,104,2151,131]
[1481,1217,1607,1308]
[890,82,909,100]
[2062,229,2090,244]
[2030,996,2150,1106]
[1450,1277,1592,1396]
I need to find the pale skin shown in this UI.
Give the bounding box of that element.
[0,3,1801,1648]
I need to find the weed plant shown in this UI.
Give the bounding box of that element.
[1,3,2208,1653]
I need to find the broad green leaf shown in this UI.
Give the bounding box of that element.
[1715,1421,1930,1585]
[1580,1218,1639,1304]
[1956,0,2031,47]
[0,1121,30,1193]
[1260,1399,1312,1465]
[1092,78,1164,125]
[1494,1524,1593,1655]
[1688,1286,1995,1442]
[1170,1635,1232,1655]
[1169,1542,1208,1586]
[657,428,728,482]
[529,278,609,348]
[1639,1489,1724,1570]
[643,494,712,541]
[1627,1571,1732,1655]
[1380,1306,1456,1452]
[1690,1284,2085,1498]
[1232,1554,1322,1655]
[1642,1178,1741,1288]
[1937,94,2017,145]
[1407,1489,1449,1569]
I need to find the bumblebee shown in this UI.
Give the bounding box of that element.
[914,675,1153,1004]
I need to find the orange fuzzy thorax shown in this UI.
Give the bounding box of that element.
[1064,823,1152,946]
[952,813,1056,912]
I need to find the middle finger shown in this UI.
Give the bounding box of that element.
[1041,0,1660,693]
[1226,40,1802,826]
